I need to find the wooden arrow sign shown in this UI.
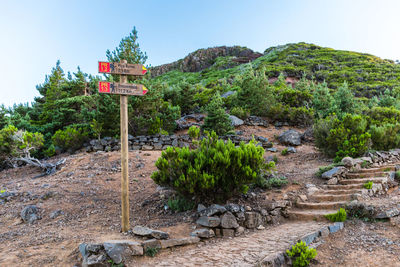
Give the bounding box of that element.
[98,61,147,76]
[98,81,148,96]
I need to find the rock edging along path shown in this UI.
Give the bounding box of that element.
[134,221,332,267]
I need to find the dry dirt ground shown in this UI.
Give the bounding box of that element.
[0,125,398,266]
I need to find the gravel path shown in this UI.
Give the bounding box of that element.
[133,221,328,266]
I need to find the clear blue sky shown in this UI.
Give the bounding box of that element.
[1,0,400,107]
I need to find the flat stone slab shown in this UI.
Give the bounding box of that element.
[131,226,169,239]
[103,240,143,264]
[160,237,200,249]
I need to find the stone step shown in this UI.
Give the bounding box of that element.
[310,194,354,202]
[352,165,396,174]
[318,188,363,195]
[296,201,347,210]
[287,209,337,221]
[322,183,365,190]
[339,177,388,185]
[346,172,387,178]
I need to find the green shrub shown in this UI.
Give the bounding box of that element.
[363,181,373,189]
[325,208,347,222]
[188,125,200,140]
[51,126,88,152]
[202,93,233,136]
[230,106,249,120]
[286,241,317,267]
[0,125,44,164]
[281,148,288,156]
[368,123,400,150]
[360,160,370,168]
[145,247,159,257]
[151,131,274,201]
[314,114,371,161]
[167,195,196,212]
[365,106,400,125]
[0,125,18,163]
[256,175,288,189]
[395,171,400,182]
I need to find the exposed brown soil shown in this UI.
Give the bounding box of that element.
[1,125,398,266]
[312,220,400,267]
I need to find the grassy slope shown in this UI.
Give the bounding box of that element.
[153,42,400,97]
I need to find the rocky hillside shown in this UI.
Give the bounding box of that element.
[152,42,400,97]
[150,46,262,77]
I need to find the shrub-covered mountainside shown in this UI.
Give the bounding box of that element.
[153,42,400,98]
[2,28,400,168]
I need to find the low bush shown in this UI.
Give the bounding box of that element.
[256,175,288,189]
[314,114,371,161]
[286,241,317,267]
[229,106,250,120]
[281,148,288,156]
[325,208,347,222]
[51,126,89,152]
[167,195,196,212]
[368,123,400,150]
[145,247,159,257]
[363,181,373,189]
[188,125,200,140]
[151,131,274,201]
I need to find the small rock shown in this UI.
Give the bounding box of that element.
[198,204,226,217]
[21,205,40,224]
[220,212,239,229]
[49,209,64,219]
[229,115,244,127]
[321,167,346,180]
[341,157,354,167]
[257,225,265,230]
[190,229,215,239]
[222,228,235,237]
[267,148,278,153]
[235,226,245,236]
[327,178,338,185]
[225,203,241,213]
[277,129,302,146]
[103,240,143,264]
[197,204,206,213]
[86,254,107,266]
[287,147,297,153]
[298,195,308,202]
[196,216,220,227]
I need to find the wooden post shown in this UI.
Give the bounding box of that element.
[120,60,129,232]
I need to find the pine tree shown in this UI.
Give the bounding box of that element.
[312,81,336,119]
[334,81,356,118]
[202,92,233,135]
[106,27,147,64]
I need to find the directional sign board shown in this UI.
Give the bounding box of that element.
[98,81,148,96]
[98,61,147,76]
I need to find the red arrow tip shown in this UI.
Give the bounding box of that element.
[143,86,148,95]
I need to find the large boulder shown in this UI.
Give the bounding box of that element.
[277,130,301,146]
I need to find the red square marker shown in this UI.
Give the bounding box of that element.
[98,82,111,93]
[98,62,110,73]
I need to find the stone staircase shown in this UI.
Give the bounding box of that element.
[288,165,395,221]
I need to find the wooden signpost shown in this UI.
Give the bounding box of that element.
[98,59,147,232]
